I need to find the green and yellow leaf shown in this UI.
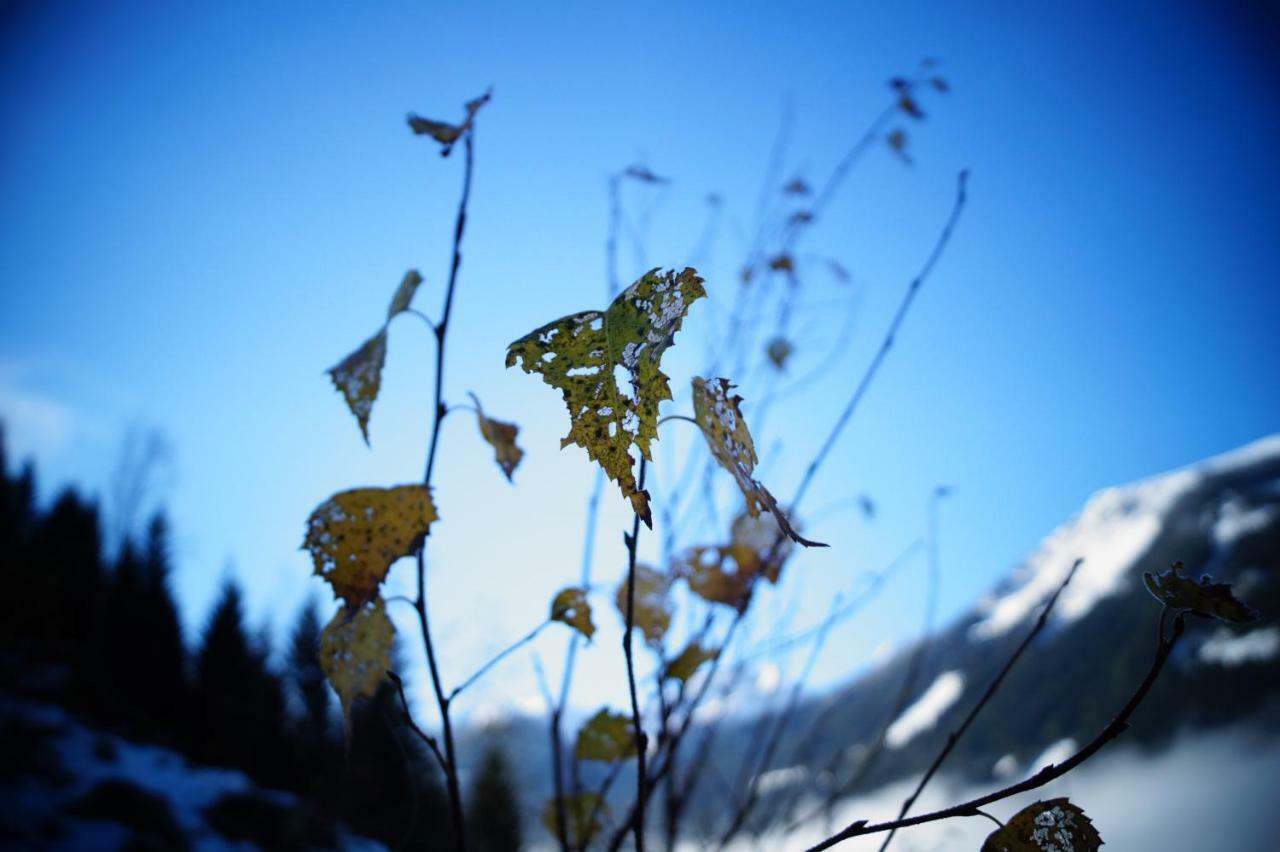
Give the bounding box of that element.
[328,331,387,445]
[575,708,638,762]
[319,597,394,732]
[506,267,706,526]
[469,393,524,482]
[541,792,607,848]
[303,485,438,608]
[616,563,672,645]
[666,641,718,682]
[550,586,595,641]
[1143,561,1258,623]
[691,377,825,547]
[981,798,1102,852]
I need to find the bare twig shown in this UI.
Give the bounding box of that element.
[448,620,550,702]
[622,456,651,850]
[387,669,446,771]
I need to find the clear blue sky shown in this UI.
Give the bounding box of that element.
[2,0,1277,723]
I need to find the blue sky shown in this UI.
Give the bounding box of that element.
[2,0,1277,723]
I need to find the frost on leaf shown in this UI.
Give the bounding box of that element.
[468,393,524,482]
[1143,561,1258,623]
[666,641,718,682]
[328,331,387,445]
[407,89,491,156]
[616,563,672,646]
[303,485,438,609]
[542,792,607,848]
[550,586,595,641]
[319,597,394,733]
[505,267,706,526]
[575,709,638,762]
[981,798,1102,852]
[691,377,825,547]
[386,269,424,319]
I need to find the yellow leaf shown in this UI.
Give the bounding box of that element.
[387,269,424,319]
[666,641,718,682]
[674,545,755,609]
[1143,561,1257,623]
[319,597,394,732]
[550,586,595,641]
[541,792,607,848]
[303,485,438,609]
[982,799,1102,852]
[407,89,491,157]
[468,393,524,482]
[328,331,387,445]
[691,377,825,547]
[506,267,706,526]
[575,708,637,762]
[616,563,672,645]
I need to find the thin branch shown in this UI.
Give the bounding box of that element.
[657,414,700,428]
[405,308,439,333]
[448,620,550,701]
[622,456,650,851]
[804,608,1187,851]
[387,670,447,771]
[877,558,1083,852]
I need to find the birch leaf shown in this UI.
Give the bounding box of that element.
[616,563,672,645]
[303,485,438,609]
[675,545,756,609]
[982,799,1102,852]
[407,89,491,156]
[575,709,637,762]
[387,269,424,319]
[542,793,607,848]
[328,331,387,445]
[1143,562,1258,623]
[691,377,825,547]
[666,642,718,682]
[319,597,394,733]
[550,586,595,640]
[468,393,524,482]
[506,267,706,526]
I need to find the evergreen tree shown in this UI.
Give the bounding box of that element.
[287,599,331,743]
[466,743,524,852]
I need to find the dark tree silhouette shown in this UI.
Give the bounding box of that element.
[467,743,524,852]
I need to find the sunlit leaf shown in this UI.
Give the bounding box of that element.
[319,597,394,732]
[506,267,706,526]
[982,798,1102,852]
[407,89,491,156]
[303,485,438,608]
[1143,561,1258,623]
[616,563,672,645]
[691,377,825,547]
[542,792,607,848]
[468,393,524,482]
[575,708,638,762]
[666,641,718,682]
[328,331,387,444]
[766,337,794,370]
[550,586,595,641]
[624,164,669,184]
[387,269,424,319]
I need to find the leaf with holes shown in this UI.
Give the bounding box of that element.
[550,586,595,641]
[328,332,387,444]
[674,545,756,609]
[576,709,638,762]
[1143,562,1258,623]
[666,641,718,682]
[542,793,607,849]
[386,269,424,319]
[506,267,705,526]
[692,377,825,547]
[303,485,437,608]
[319,597,394,732]
[981,799,1102,852]
[616,563,672,645]
[407,90,490,156]
[468,393,524,482]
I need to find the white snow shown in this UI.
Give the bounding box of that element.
[753,765,808,795]
[885,670,965,749]
[1213,498,1278,546]
[969,435,1280,641]
[1199,626,1280,667]
[756,662,781,695]
[1026,737,1077,775]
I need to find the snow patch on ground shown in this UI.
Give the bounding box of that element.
[1026,737,1077,776]
[885,671,965,749]
[1199,626,1280,667]
[1213,498,1278,547]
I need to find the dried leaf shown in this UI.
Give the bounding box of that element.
[666,641,718,682]
[674,545,756,609]
[624,164,669,184]
[767,254,795,273]
[506,267,706,526]
[575,709,637,762]
[328,331,387,444]
[319,597,394,731]
[982,799,1103,852]
[387,269,424,319]
[468,393,524,482]
[303,485,438,608]
[407,89,491,156]
[766,337,794,370]
[542,792,607,848]
[729,509,794,583]
[1143,562,1258,623]
[550,586,595,641]
[783,177,811,196]
[691,377,825,547]
[616,563,672,645]
[898,94,925,119]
